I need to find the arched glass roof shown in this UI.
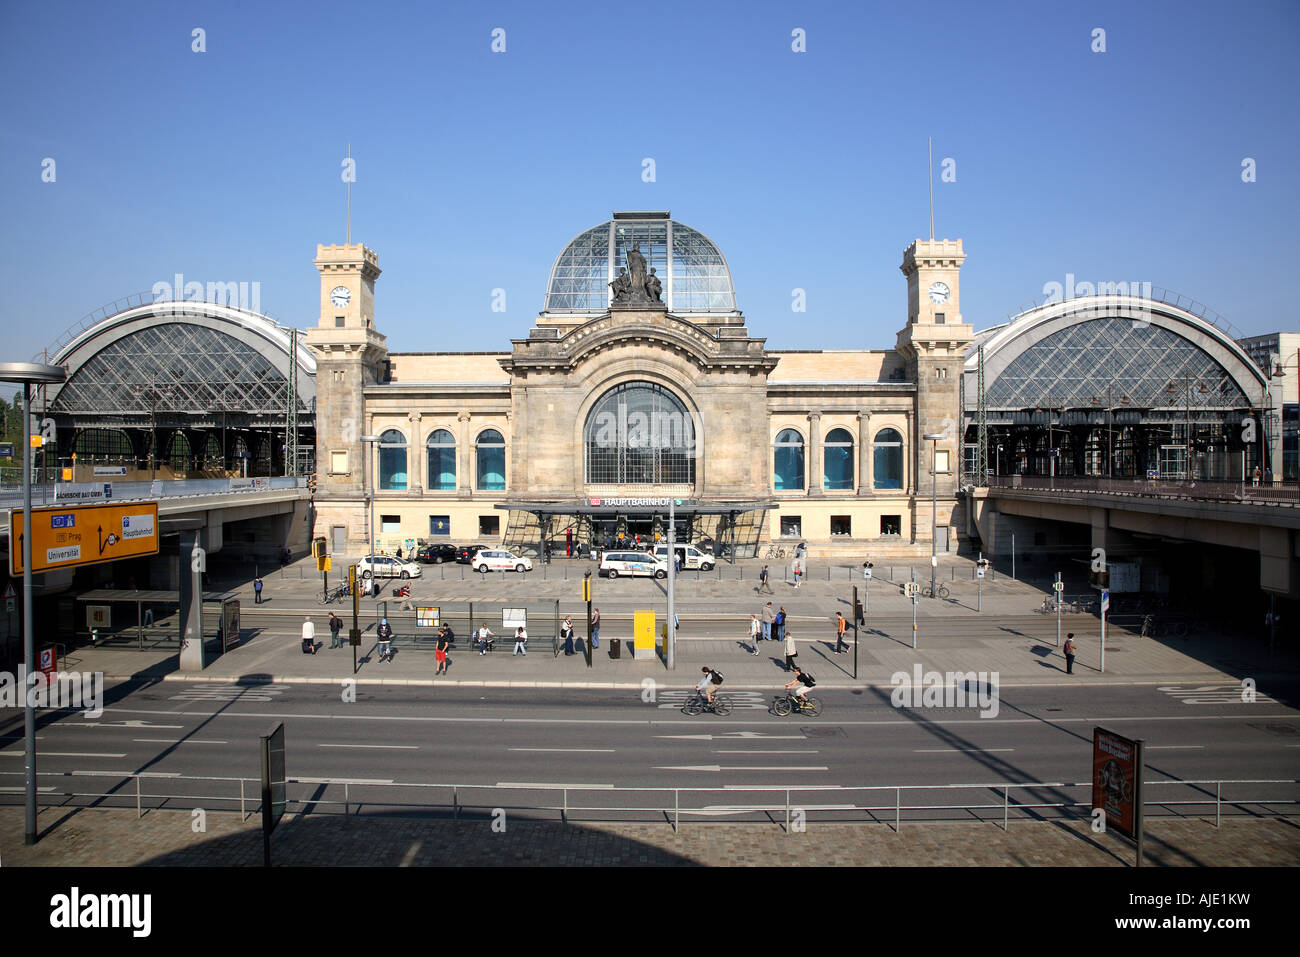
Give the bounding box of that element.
[52,322,309,415]
[544,212,738,315]
[985,316,1248,410]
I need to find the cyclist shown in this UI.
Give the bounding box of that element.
[783,666,816,707]
[696,666,723,708]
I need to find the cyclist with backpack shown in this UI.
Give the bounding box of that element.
[784,666,816,702]
[697,666,724,707]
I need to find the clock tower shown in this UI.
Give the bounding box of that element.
[305,242,387,507]
[896,238,973,548]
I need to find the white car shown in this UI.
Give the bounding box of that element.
[357,555,422,580]
[652,543,716,571]
[472,549,533,573]
[599,550,667,579]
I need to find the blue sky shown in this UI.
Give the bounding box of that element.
[1,0,1297,362]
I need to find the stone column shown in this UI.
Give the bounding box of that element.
[178,528,206,671]
[407,411,423,495]
[457,411,472,499]
[807,411,823,496]
[857,411,871,496]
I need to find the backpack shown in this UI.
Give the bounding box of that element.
[710,670,725,685]
[801,671,816,687]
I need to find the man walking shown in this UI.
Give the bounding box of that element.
[834,611,849,654]
[855,597,865,628]
[254,576,263,604]
[1063,632,1076,675]
[774,606,787,644]
[784,630,798,671]
[376,618,394,663]
[328,612,342,649]
[761,602,775,642]
[758,564,773,594]
[748,614,760,655]
[590,607,600,649]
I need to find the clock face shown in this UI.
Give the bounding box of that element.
[330,285,352,308]
[928,281,950,305]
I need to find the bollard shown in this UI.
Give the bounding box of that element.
[345,782,350,816]
[785,788,791,834]
[240,778,246,821]
[136,775,142,819]
[1003,786,1009,831]
[674,789,679,833]
[895,787,901,832]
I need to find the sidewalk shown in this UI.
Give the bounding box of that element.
[58,557,1298,691]
[3,806,1296,867]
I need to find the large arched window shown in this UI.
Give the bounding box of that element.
[773,429,805,491]
[476,429,506,491]
[426,429,456,490]
[824,428,854,490]
[584,382,695,485]
[873,428,904,490]
[378,429,408,490]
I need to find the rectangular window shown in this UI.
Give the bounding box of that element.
[935,367,947,379]
[329,450,348,474]
[380,515,401,534]
[830,515,852,536]
[880,515,901,536]
[780,515,801,538]
[478,515,500,537]
[935,449,951,473]
[429,515,450,536]
[335,316,345,327]
[934,312,946,324]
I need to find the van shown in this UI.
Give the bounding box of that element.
[599,551,667,579]
[651,544,716,571]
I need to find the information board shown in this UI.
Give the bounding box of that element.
[9,502,159,575]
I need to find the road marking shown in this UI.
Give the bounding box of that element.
[318,744,419,750]
[294,776,394,785]
[79,721,184,729]
[712,750,819,754]
[657,734,806,741]
[654,765,829,772]
[507,748,616,753]
[495,782,614,789]
[0,751,126,758]
[0,786,56,792]
[133,739,228,745]
[1156,685,1278,705]
[1147,745,1204,750]
[914,748,1015,754]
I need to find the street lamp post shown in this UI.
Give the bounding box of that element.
[361,435,378,562]
[0,362,68,846]
[924,432,944,599]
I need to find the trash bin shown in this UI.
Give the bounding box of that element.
[609,638,621,659]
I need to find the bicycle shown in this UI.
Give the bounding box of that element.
[764,545,787,560]
[682,691,732,716]
[929,583,950,600]
[1035,597,1058,615]
[772,693,822,717]
[318,582,350,604]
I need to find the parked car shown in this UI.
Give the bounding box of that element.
[599,550,667,579]
[455,544,486,564]
[472,549,533,573]
[357,555,423,580]
[652,543,716,571]
[415,543,459,564]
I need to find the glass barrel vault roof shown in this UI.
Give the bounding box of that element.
[544,215,738,315]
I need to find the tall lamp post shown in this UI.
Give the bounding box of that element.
[924,432,945,599]
[0,362,68,846]
[1167,376,1210,480]
[361,435,378,562]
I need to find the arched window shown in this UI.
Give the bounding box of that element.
[378,429,408,490]
[166,433,191,471]
[873,429,904,490]
[476,429,506,491]
[823,428,854,490]
[583,382,695,485]
[426,429,456,490]
[773,429,805,491]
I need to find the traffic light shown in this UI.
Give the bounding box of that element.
[582,571,592,603]
[312,537,327,559]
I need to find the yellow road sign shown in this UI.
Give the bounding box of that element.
[318,556,332,572]
[9,502,160,575]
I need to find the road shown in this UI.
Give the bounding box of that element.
[3,679,1297,824]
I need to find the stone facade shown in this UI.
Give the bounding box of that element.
[307,225,970,559]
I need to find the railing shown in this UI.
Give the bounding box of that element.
[986,475,1300,505]
[0,475,307,511]
[5,771,1295,834]
[1002,284,1244,341]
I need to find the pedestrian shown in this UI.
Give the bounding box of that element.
[834,612,849,654]
[395,546,403,560]
[674,553,682,574]
[761,602,774,641]
[774,606,787,644]
[513,625,528,656]
[748,614,760,655]
[855,597,865,627]
[1063,632,1076,675]
[435,633,449,675]
[561,616,576,655]
[784,630,798,671]
[376,618,394,662]
[590,607,600,649]
[758,564,773,594]
[1253,465,1261,487]
[792,559,801,588]
[301,615,316,655]
[328,612,342,649]
[476,622,495,655]
[438,622,456,648]
[254,576,263,604]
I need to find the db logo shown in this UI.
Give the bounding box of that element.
[589,498,602,506]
